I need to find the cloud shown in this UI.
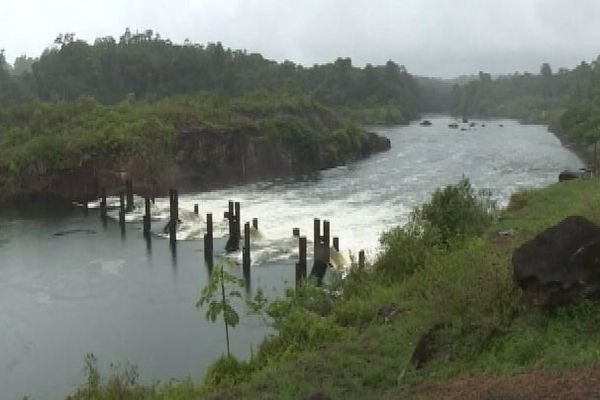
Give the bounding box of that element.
[2,0,600,77]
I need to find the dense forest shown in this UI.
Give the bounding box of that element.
[0,29,420,124]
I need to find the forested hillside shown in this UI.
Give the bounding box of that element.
[0,29,420,124]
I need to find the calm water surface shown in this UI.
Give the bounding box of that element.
[0,116,583,399]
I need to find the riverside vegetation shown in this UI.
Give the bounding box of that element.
[4,30,600,399]
[0,30,419,202]
[63,177,600,399]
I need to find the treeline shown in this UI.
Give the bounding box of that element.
[445,59,600,156]
[0,29,420,123]
[0,91,384,199]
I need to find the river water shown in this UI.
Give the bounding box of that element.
[0,116,583,399]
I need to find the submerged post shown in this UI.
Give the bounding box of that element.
[194,204,199,215]
[83,199,89,216]
[125,179,134,212]
[293,227,300,237]
[358,250,365,269]
[252,218,258,230]
[243,222,251,277]
[143,196,151,238]
[204,213,214,265]
[296,236,307,287]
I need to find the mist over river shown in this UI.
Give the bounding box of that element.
[0,116,583,399]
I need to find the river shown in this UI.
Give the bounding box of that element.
[0,116,583,399]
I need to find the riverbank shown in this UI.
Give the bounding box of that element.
[59,172,600,399]
[196,178,600,400]
[0,93,391,204]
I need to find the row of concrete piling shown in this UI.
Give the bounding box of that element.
[87,181,367,286]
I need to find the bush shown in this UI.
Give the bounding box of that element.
[375,178,495,281]
[414,177,496,247]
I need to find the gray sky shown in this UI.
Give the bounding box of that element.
[3,0,600,77]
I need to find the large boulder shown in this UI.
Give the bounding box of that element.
[512,216,600,306]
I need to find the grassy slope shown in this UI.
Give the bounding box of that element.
[202,178,600,400]
[64,178,600,399]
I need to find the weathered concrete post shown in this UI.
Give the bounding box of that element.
[119,191,125,227]
[333,237,339,252]
[225,200,240,252]
[293,227,300,237]
[243,222,251,277]
[323,220,331,265]
[169,189,178,244]
[126,179,134,212]
[296,236,307,287]
[194,204,199,215]
[358,250,365,269]
[204,213,214,265]
[252,218,258,230]
[227,201,234,235]
[99,187,107,221]
[313,218,321,263]
[234,202,241,239]
[143,196,151,238]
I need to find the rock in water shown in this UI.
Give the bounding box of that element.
[512,216,600,306]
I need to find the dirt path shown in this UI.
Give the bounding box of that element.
[405,365,600,400]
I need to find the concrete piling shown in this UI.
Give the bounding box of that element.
[323,220,331,265]
[119,191,125,227]
[204,213,214,265]
[169,189,178,244]
[225,200,240,252]
[194,204,199,215]
[252,218,258,230]
[333,237,339,252]
[99,187,107,221]
[358,250,365,269]
[143,196,151,238]
[293,227,300,237]
[126,179,134,212]
[243,222,251,278]
[296,236,307,286]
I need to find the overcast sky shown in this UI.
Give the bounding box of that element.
[3,0,600,77]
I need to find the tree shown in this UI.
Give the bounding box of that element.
[540,62,553,78]
[197,260,244,357]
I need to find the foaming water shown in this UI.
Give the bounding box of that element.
[0,116,583,400]
[106,116,582,263]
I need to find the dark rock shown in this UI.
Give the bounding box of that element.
[420,120,432,126]
[462,117,469,123]
[559,170,579,182]
[364,131,391,153]
[409,323,446,370]
[512,216,600,306]
[448,123,459,129]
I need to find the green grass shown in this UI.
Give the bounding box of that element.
[63,178,600,399]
